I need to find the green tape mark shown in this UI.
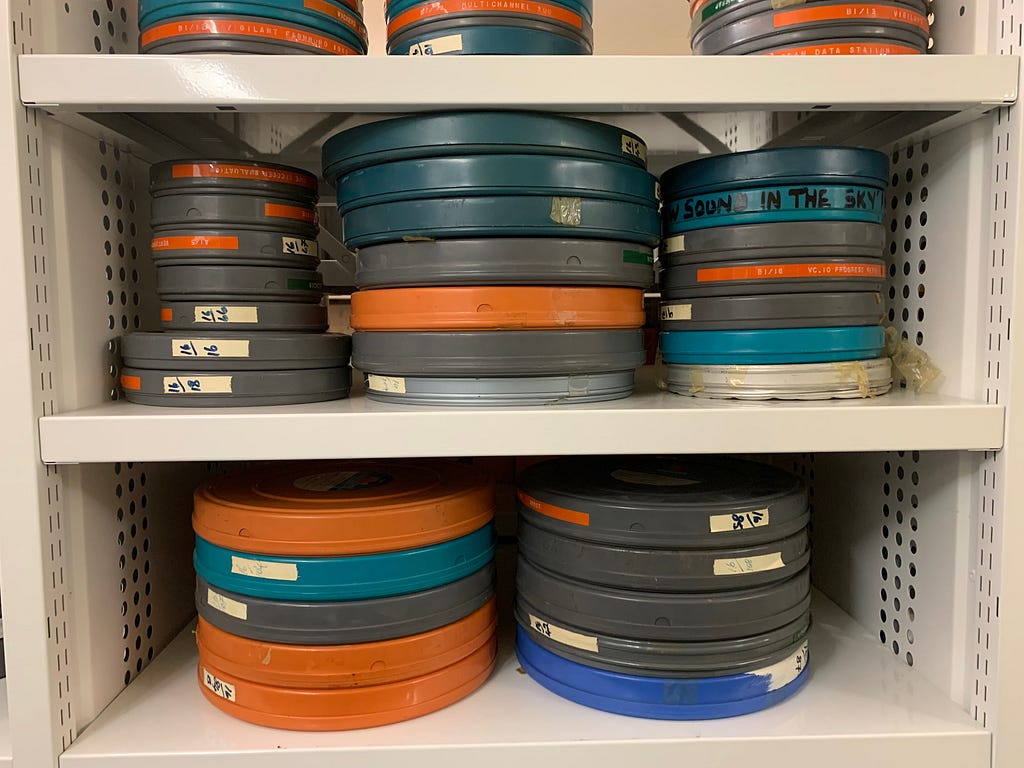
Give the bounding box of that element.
[623,250,654,265]
[288,279,323,291]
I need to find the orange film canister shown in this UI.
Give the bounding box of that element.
[197,630,497,731]
[195,598,497,689]
[350,287,646,331]
[192,459,495,557]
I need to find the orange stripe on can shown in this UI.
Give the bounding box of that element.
[388,1,584,37]
[152,236,240,252]
[161,308,174,322]
[518,490,590,527]
[764,41,920,55]
[774,4,930,34]
[171,163,318,191]
[120,374,142,391]
[304,0,368,40]
[139,19,361,55]
[264,203,316,223]
[697,262,886,283]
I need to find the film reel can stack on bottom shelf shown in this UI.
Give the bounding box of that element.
[688,0,932,56]
[514,456,812,719]
[120,159,352,407]
[192,460,498,731]
[385,0,594,55]
[322,112,660,406]
[658,146,894,401]
[138,0,369,55]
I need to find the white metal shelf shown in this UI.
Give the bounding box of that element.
[59,592,989,768]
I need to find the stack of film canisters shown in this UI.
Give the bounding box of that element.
[659,146,894,401]
[120,159,352,407]
[688,0,932,56]
[323,112,659,406]
[385,0,594,55]
[514,456,812,720]
[138,0,369,55]
[193,460,498,731]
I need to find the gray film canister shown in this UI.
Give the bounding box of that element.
[150,229,321,268]
[160,300,329,332]
[661,220,885,263]
[517,516,810,592]
[362,370,636,406]
[515,597,811,678]
[150,159,319,202]
[150,192,318,235]
[660,256,886,298]
[355,238,654,289]
[195,564,495,645]
[120,366,352,407]
[121,332,351,371]
[353,329,645,377]
[517,456,809,549]
[697,22,929,56]
[156,265,325,302]
[659,291,884,330]
[516,557,812,642]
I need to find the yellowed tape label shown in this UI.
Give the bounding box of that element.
[714,552,786,576]
[230,556,299,582]
[202,668,237,702]
[207,588,247,621]
[194,305,259,324]
[529,614,599,652]
[162,375,233,394]
[709,508,770,533]
[660,303,692,321]
[171,339,251,359]
[367,374,407,394]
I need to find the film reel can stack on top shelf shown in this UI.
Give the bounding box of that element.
[192,460,498,730]
[323,111,660,406]
[120,160,352,407]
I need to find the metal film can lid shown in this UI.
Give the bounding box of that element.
[150,159,319,200]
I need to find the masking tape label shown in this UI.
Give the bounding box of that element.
[230,556,299,582]
[282,236,318,257]
[194,305,259,324]
[202,668,237,702]
[660,303,692,321]
[709,508,770,533]
[408,33,464,55]
[529,614,599,652]
[621,134,648,164]
[172,339,251,359]
[762,641,809,692]
[207,588,247,621]
[663,234,686,253]
[713,552,786,576]
[367,374,407,394]
[162,375,233,394]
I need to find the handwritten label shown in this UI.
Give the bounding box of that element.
[367,374,407,394]
[162,375,233,394]
[194,305,259,324]
[660,304,692,321]
[529,614,599,652]
[762,641,809,692]
[666,185,883,227]
[550,197,582,226]
[662,234,686,254]
[202,668,237,702]
[709,508,770,533]
[207,588,247,621]
[408,33,464,54]
[713,552,786,576]
[171,339,251,359]
[621,134,648,164]
[230,556,299,582]
[281,236,318,257]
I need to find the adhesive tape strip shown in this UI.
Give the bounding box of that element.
[697,23,930,55]
[150,229,320,268]
[386,0,594,23]
[660,220,885,262]
[150,159,319,201]
[753,38,926,55]
[150,192,319,234]
[119,366,350,407]
[140,16,364,55]
[121,332,350,371]
[689,0,928,25]
[156,265,324,302]
[159,300,329,332]
[658,291,885,331]
[659,325,887,365]
[388,20,592,55]
[517,455,809,548]
[660,257,886,297]
[385,0,591,40]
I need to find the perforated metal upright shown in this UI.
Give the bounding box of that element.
[1,2,1023,768]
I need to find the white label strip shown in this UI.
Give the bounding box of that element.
[408,33,464,55]
[281,236,318,257]
[207,588,247,621]
[761,641,809,692]
[528,614,599,652]
[709,508,770,533]
[713,552,786,576]
[202,669,237,702]
[660,303,692,321]
[162,375,233,394]
[230,556,299,582]
[171,339,251,359]
[194,305,259,324]
[367,374,407,394]
[662,234,686,253]
[621,134,648,164]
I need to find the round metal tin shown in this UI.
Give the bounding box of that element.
[386,0,593,23]
[689,0,929,26]
[385,0,592,42]
[322,113,648,180]
[121,332,350,372]
[662,182,886,234]
[351,287,645,332]
[140,16,364,55]
[119,366,350,407]
[517,558,812,642]
[517,597,811,677]
[151,192,318,235]
[659,291,884,331]
[661,257,886,297]
[518,516,810,592]
[195,564,495,644]
[156,265,324,302]
[336,155,657,216]
[517,456,808,549]
[353,329,645,377]
[661,220,885,263]
[149,159,319,201]
[150,229,320,268]
[197,631,496,731]
[660,325,887,365]
[195,598,496,689]
[193,523,496,601]
[160,300,328,332]
[515,627,809,720]
[343,196,661,249]
[388,21,592,55]
[362,370,637,406]
[661,146,889,198]
[355,238,654,289]
[193,459,495,557]
[666,357,894,400]
[699,23,930,56]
